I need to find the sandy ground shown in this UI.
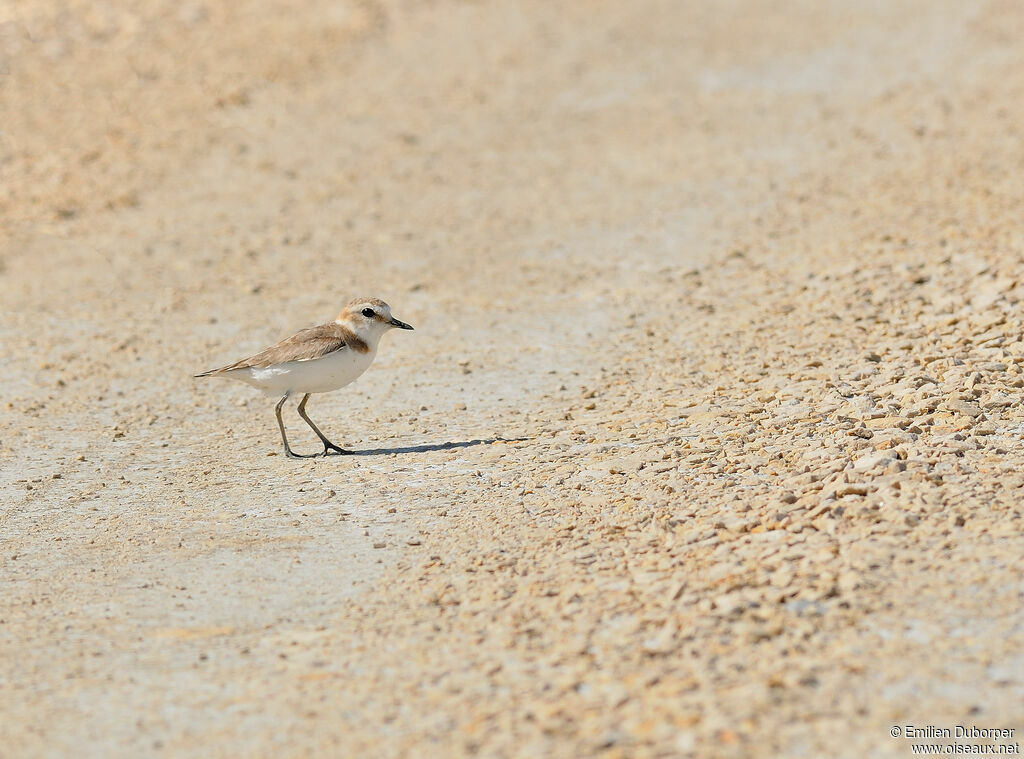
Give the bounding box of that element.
[2,1,1023,756]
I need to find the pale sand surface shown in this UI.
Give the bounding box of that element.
[1,1,1023,757]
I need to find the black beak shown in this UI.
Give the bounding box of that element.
[389,317,414,330]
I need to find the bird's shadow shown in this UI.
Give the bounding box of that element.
[342,437,524,457]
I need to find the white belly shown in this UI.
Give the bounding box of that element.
[229,348,376,396]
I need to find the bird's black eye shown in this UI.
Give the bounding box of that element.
[362,308,376,318]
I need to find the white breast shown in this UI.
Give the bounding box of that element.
[230,347,377,396]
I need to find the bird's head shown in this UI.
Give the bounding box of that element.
[337,297,414,339]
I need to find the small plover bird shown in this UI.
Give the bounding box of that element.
[195,298,413,458]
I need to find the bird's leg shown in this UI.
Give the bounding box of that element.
[276,392,317,459]
[297,393,351,455]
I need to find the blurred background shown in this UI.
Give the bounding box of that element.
[3,1,1023,757]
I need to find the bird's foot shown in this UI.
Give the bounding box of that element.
[323,443,352,456]
[284,447,320,459]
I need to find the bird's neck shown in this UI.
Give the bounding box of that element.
[335,319,381,351]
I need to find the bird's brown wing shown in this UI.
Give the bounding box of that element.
[196,322,360,376]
